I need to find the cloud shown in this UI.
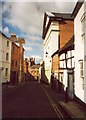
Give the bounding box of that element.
[2,1,76,60]
[2,2,76,36]
[3,26,9,33]
[23,46,33,51]
[29,35,41,41]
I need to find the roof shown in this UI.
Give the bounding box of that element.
[31,64,40,69]
[42,12,74,39]
[52,13,73,20]
[0,31,9,40]
[72,1,84,18]
[59,35,74,55]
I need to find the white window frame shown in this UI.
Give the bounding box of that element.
[79,61,84,78]
[81,13,85,41]
[6,53,9,61]
[5,68,8,77]
[7,41,9,47]
[79,60,84,90]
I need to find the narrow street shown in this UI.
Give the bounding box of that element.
[2,80,64,119]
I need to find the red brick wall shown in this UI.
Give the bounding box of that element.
[59,20,74,49]
[52,54,59,73]
[52,20,74,79]
[11,43,24,73]
[11,43,20,72]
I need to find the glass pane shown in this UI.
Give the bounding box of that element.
[80,62,83,69]
[80,70,83,76]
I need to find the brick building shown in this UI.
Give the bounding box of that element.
[10,38,25,84]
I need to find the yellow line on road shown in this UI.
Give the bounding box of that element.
[41,85,65,120]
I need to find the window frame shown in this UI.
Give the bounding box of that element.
[5,68,8,77]
[7,41,9,47]
[6,53,9,61]
[79,60,84,90]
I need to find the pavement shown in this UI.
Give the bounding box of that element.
[2,81,85,119]
[42,83,85,119]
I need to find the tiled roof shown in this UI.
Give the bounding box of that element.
[42,12,74,39]
[0,31,9,39]
[31,64,40,69]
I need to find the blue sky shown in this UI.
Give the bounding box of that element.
[1,1,76,63]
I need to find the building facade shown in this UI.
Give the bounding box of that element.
[42,12,74,85]
[0,31,11,83]
[59,36,74,98]
[29,64,40,80]
[28,57,40,81]
[72,1,86,104]
[10,42,20,84]
[10,34,25,83]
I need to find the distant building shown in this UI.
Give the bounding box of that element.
[72,0,86,104]
[28,57,40,80]
[0,31,11,83]
[29,57,35,66]
[29,64,40,80]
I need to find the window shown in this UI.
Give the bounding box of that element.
[80,61,84,77]
[7,41,9,47]
[12,46,14,53]
[6,53,9,61]
[16,61,17,66]
[81,13,85,41]
[5,68,8,76]
[12,59,14,65]
[81,18,85,35]
[60,74,63,83]
[79,60,84,89]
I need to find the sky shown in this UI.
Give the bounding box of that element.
[1,0,77,64]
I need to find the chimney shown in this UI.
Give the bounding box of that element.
[11,33,16,38]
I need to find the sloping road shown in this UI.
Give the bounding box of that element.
[2,81,60,118]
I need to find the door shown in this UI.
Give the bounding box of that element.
[10,71,16,85]
[68,73,74,99]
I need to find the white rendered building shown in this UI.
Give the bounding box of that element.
[42,12,59,83]
[73,1,86,103]
[0,31,11,83]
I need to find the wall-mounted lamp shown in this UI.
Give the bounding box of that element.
[46,52,48,55]
[45,52,48,57]
[2,67,4,71]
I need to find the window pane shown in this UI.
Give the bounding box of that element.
[7,41,9,47]
[12,46,14,53]
[6,53,9,61]
[5,68,8,76]
[80,62,83,69]
[81,18,85,35]
[80,70,83,76]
